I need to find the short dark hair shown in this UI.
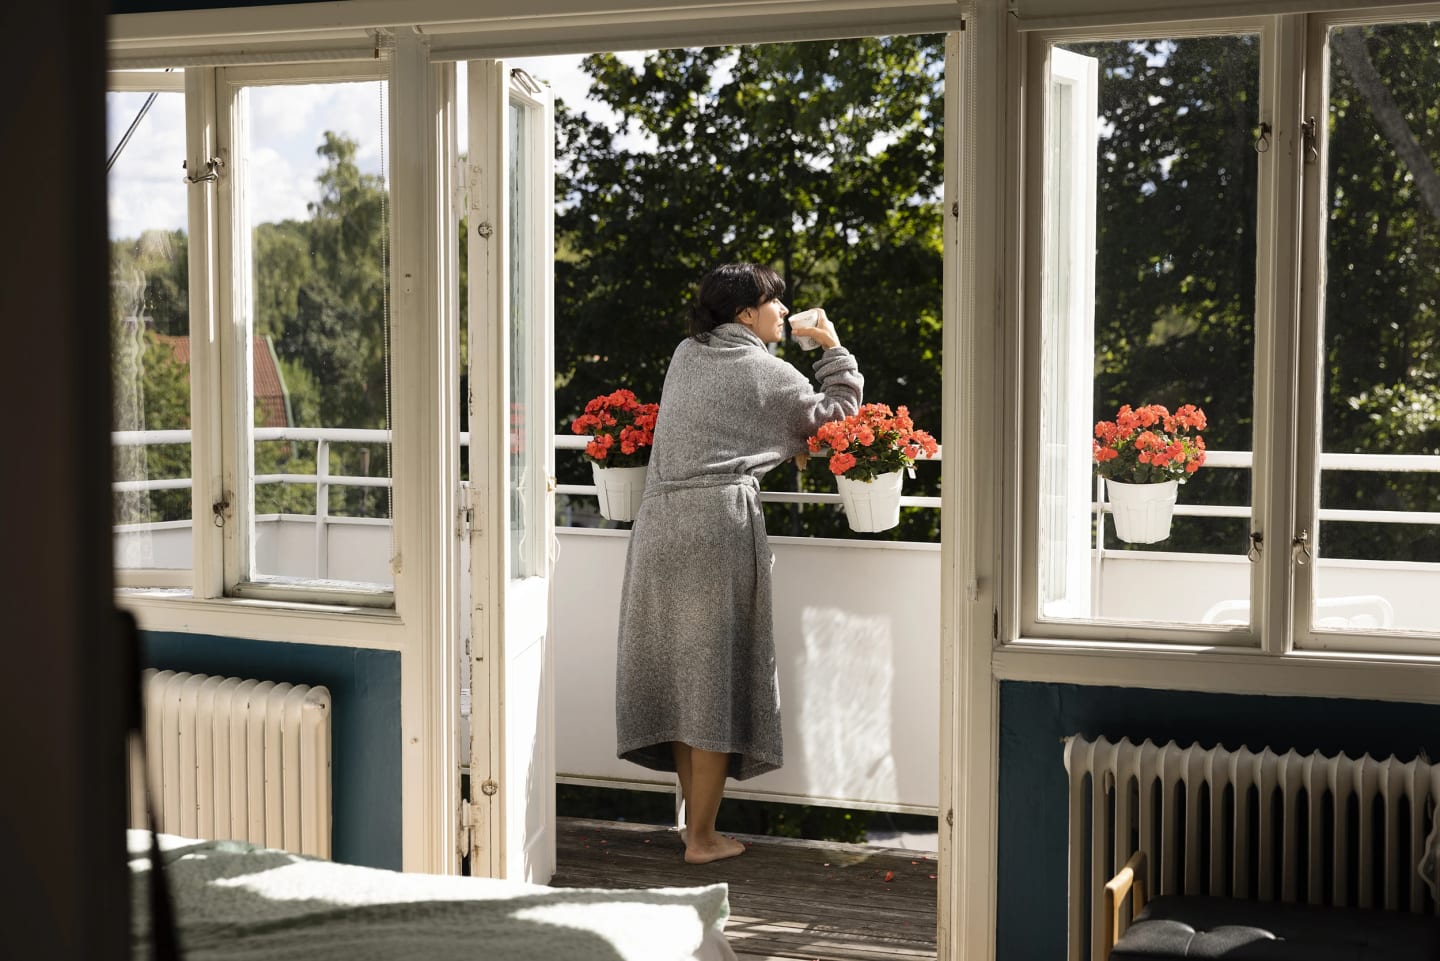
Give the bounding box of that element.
[687,263,786,340]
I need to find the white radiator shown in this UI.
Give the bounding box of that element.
[129,669,333,859]
[1064,734,1440,961]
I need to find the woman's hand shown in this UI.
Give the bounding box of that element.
[790,308,841,350]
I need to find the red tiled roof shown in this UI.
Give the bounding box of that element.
[155,334,290,428]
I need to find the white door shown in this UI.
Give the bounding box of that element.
[466,61,556,883]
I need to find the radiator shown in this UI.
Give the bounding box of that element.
[129,669,332,859]
[1064,734,1440,961]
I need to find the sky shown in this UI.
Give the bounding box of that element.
[106,52,647,241]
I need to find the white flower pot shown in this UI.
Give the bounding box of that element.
[1105,478,1178,544]
[837,470,904,533]
[592,463,647,522]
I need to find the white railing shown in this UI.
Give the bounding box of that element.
[553,434,944,510]
[111,429,946,524]
[113,430,1440,535]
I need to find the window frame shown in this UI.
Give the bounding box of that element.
[1015,17,1279,647]
[1009,7,1440,656]
[212,59,397,607]
[107,67,197,592]
[1291,5,1440,656]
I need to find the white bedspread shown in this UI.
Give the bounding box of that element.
[128,831,735,961]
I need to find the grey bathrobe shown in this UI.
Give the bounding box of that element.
[615,323,863,780]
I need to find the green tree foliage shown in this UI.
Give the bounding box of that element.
[111,230,192,524]
[1320,23,1440,561]
[554,38,946,540]
[254,132,392,519]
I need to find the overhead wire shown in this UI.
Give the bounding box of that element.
[106,67,176,173]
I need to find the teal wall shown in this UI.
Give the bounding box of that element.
[142,631,402,870]
[997,680,1440,961]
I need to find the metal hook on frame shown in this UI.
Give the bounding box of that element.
[511,68,543,96]
[184,157,225,185]
[1253,122,1271,154]
[212,495,231,528]
[1247,531,1263,562]
[1300,116,1319,165]
[1292,529,1313,566]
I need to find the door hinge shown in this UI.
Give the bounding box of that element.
[457,504,474,538]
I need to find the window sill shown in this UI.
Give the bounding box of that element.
[994,638,1440,705]
[116,589,405,650]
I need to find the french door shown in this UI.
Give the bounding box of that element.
[465,60,556,883]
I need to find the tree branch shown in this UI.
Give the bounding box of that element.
[1331,27,1440,223]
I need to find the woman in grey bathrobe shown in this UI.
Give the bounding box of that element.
[615,263,863,863]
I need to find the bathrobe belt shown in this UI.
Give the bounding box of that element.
[647,473,761,497]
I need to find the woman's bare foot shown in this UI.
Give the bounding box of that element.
[684,833,745,864]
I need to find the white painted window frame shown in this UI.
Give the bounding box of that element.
[214,59,396,607]
[1290,4,1440,657]
[108,67,197,592]
[1007,7,1440,659]
[112,41,459,877]
[1013,16,1279,649]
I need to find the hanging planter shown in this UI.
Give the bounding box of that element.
[570,388,659,524]
[592,463,648,522]
[807,403,938,536]
[1105,478,1178,544]
[1093,403,1208,544]
[837,469,904,533]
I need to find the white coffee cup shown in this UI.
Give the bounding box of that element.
[787,308,825,350]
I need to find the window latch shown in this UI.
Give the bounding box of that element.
[212,495,231,528]
[1247,531,1263,562]
[1300,116,1319,165]
[1253,122,1271,154]
[183,156,224,185]
[1291,529,1313,566]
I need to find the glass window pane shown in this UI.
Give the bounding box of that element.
[108,86,194,572]
[509,99,544,580]
[240,79,393,590]
[1317,21,1440,634]
[1035,34,1259,627]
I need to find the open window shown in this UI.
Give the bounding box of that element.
[1297,15,1440,648]
[109,69,194,587]
[216,62,396,603]
[1023,28,1263,640]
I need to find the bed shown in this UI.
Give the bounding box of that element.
[128,831,735,960]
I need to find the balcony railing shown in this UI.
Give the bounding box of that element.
[112,429,1440,535]
[111,429,1440,812]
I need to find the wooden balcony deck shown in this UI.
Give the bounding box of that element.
[550,817,938,961]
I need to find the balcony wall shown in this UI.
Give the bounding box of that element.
[552,527,942,813]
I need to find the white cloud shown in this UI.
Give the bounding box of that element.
[510,53,657,154]
[107,91,189,238]
[244,146,318,224]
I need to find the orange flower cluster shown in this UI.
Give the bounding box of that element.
[806,403,939,481]
[1093,403,1207,484]
[570,389,659,468]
